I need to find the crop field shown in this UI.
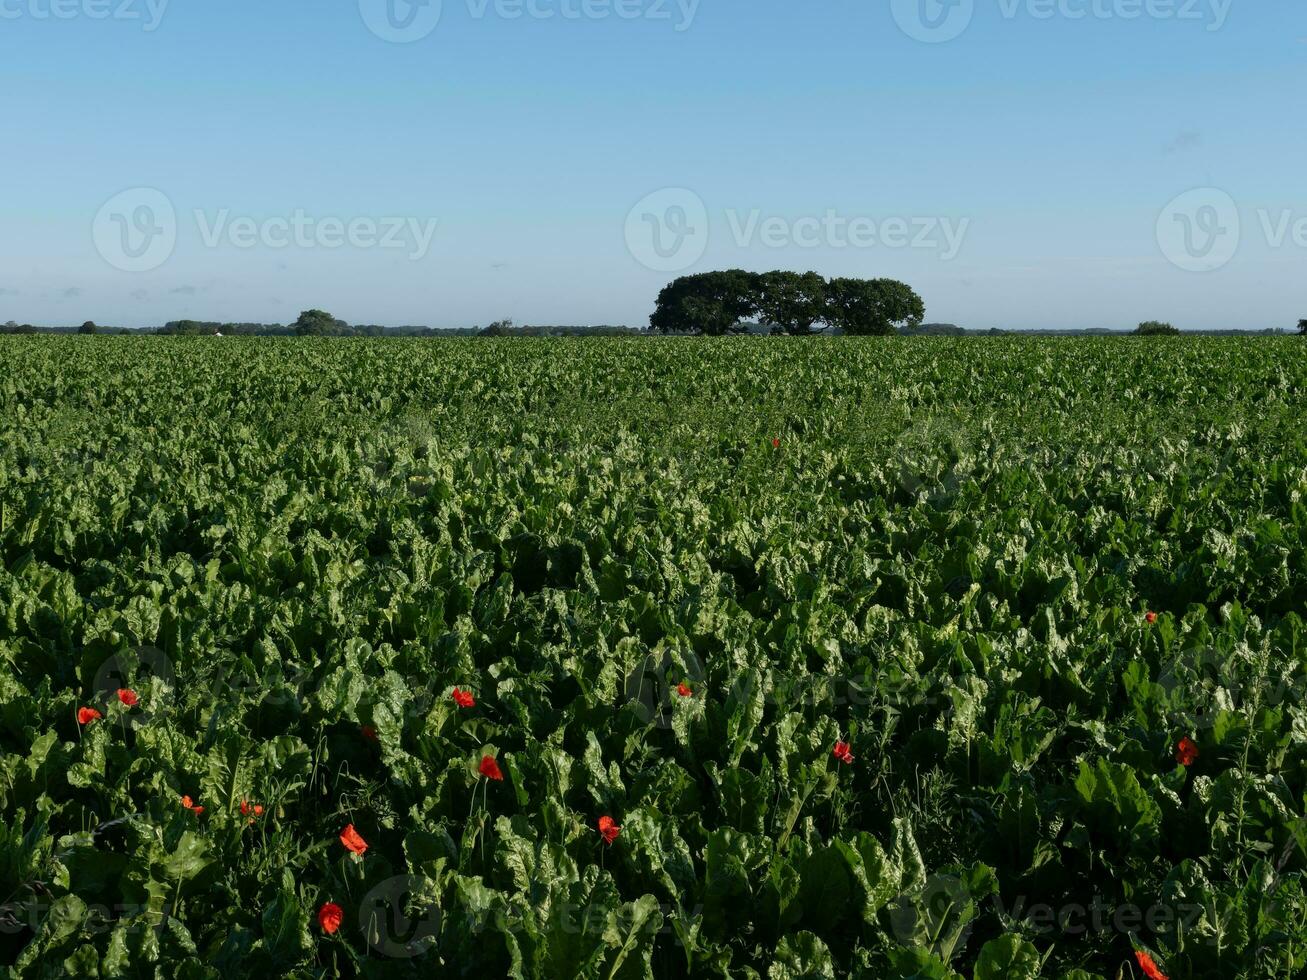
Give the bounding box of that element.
[1,336,1305,979]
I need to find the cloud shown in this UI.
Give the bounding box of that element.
[62,287,82,298]
[169,285,199,296]
[0,287,15,296]
[130,289,149,301]
[1163,131,1203,154]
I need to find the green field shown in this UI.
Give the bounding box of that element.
[1,336,1305,979]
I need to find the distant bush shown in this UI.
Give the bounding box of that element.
[1135,321,1180,336]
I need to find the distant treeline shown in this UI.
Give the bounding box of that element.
[3,314,1302,337]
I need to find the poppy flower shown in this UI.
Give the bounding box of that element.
[1175,736,1199,768]
[676,682,693,698]
[1134,950,1168,980]
[117,688,139,707]
[339,823,368,856]
[598,816,621,845]
[832,741,854,765]
[360,725,377,742]
[317,902,343,935]
[181,795,204,815]
[479,755,504,782]
[772,437,781,449]
[240,800,265,818]
[452,687,476,708]
[77,707,103,725]
[1146,611,1158,625]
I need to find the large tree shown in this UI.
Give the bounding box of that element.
[824,278,924,336]
[78,321,98,335]
[756,271,827,335]
[649,270,760,335]
[1298,318,1306,335]
[292,309,350,336]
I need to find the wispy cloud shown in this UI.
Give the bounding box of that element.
[1163,130,1203,154]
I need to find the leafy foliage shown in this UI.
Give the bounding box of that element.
[824,278,924,336]
[0,336,1305,977]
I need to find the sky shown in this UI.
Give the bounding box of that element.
[0,0,1303,331]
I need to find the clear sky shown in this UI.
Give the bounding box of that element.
[1,0,1303,330]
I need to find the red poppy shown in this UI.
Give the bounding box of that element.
[317,902,343,935]
[117,688,139,707]
[77,707,102,725]
[339,823,369,856]
[1134,950,1168,980]
[479,755,504,782]
[240,800,265,818]
[360,725,377,742]
[676,682,693,698]
[1146,611,1158,625]
[598,816,621,845]
[832,741,854,765]
[452,688,476,708]
[1175,736,1199,767]
[772,437,781,449]
[181,795,204,815]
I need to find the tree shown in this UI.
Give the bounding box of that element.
[1135,321,1180,336]
[292,309,349,336]
[649,270,760,335]
[1298,319,1306,335]
[824,278,924,336]
[480,319,514,337]
[756,271,827,335]
[79,321,98,334]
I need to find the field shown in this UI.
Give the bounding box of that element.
[1,336,1305,979]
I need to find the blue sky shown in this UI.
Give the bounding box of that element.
[1,0,1303,330]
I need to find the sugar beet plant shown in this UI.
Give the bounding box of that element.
[0,336,1305,979]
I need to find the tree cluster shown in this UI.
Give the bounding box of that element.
[1135,321,1181,336]
[648,271,924,336]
